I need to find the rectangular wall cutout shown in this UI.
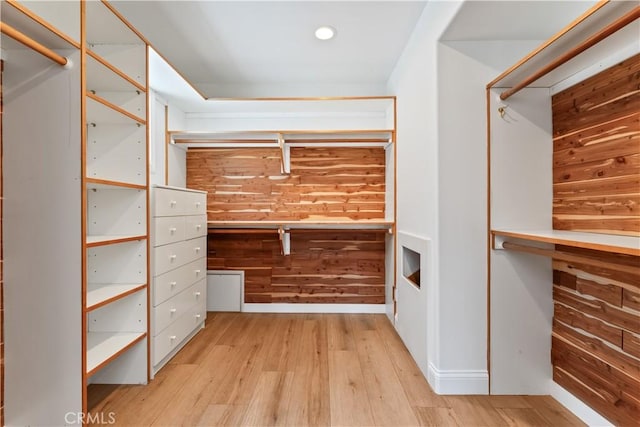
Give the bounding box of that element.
[402,246,421,288]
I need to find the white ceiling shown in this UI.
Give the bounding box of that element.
[111,0,602,100]
[111,0,427,98]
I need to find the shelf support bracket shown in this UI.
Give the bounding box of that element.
[278,133,291,174]
[278,225,291,256]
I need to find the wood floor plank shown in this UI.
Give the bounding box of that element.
[196,404,248,426]
[496,408,555,427]
[353,328,419,426]
[413,406,461,426]
[327,313,356,351]
[262,314,304,372]
[328,350,375,426]
[284,318,331,426]
[444,395,510,426]
[526,396,587,426]
[241,371,294,426]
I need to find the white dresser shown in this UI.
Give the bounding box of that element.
[151,185,208,376]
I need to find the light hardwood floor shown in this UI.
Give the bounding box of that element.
[88,313,586,426]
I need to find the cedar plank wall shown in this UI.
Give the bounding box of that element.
[187,147,386,303]
[552,53,639,234]
[551,54,640,425]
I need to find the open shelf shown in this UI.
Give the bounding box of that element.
[208,220,394,232]
[170,129,394,148]
[491,229,640,256]
[87,50,146,93]
[86,92,145,125]
[86,283,147,312]
[86,234,147,248]
[86,331,146,376]
[86,178,146,191]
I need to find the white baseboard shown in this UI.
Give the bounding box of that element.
[242,303,386,314]
[549,382,612,427]
[427,362,489,395]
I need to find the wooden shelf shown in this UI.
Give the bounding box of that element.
[86,283,147,312]
[87,50,146,93]
[86,92,145,125]
[86,178,146,191]
[86,234,147,248]
[491,229,640,256]
[208,220,394,232]
[170,129,394,147]
[86,331,146,376]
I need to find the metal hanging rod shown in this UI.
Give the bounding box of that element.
[1,21,69,67]
[501,241,640,276]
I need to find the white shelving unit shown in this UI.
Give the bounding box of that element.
[84,0,149,396]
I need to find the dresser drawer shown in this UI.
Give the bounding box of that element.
[153,216,185,247]
[153,300,206,365]
[153,279,205,334]
[153,257,205,306]
[154,236,206,275]
[184,215,207,240]
[183,191,206,216]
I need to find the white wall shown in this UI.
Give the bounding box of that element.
[386,0,463,388]
[388,0,545,393]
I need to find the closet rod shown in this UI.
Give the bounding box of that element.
[0,21,68,66]
[499,6,640,100]
[501,241,640,276]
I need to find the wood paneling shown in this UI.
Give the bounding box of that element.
[187,147,386,221]
[552,246,640,425]
[552,53,640,236]
[208,231,385,304]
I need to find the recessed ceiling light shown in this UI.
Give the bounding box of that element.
[315,26,336,40]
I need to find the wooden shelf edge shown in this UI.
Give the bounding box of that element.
[86,91,146,125]
[86,234,147,248]
[86,332,146,377]
[86,283,147,312]
[86,177,147,190]
[86,49,146,93]
[491,229,640,256]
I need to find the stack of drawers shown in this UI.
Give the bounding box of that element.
[151,185,207,375]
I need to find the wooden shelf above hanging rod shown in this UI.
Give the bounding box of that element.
[1,21,69,66]
[487,1,640,96]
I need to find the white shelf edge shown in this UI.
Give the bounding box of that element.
[86,331,146,375]
[86,283,147,311]
[491,228,640,256]
[207,220,395,231]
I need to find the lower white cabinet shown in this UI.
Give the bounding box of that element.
[151,185,207,376]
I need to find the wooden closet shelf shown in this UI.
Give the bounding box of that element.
[86,234,147,247]
[208,220,395,232]
[86,283,147,312]
[86,332,146,376]
[491,229,640,256]
[86,178,146,190]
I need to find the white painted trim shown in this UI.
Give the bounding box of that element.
[427,362,488,395]
[242,303,386,314]
[549,382,613,427]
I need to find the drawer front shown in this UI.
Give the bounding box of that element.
[153,300,206,365]
[153,279,206,333]
[153,257,206,306]
[184,215,207,240]
[153,216,185,247]
[183,191,206,216]
[155,187,189,217]
[154,236,206,276]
